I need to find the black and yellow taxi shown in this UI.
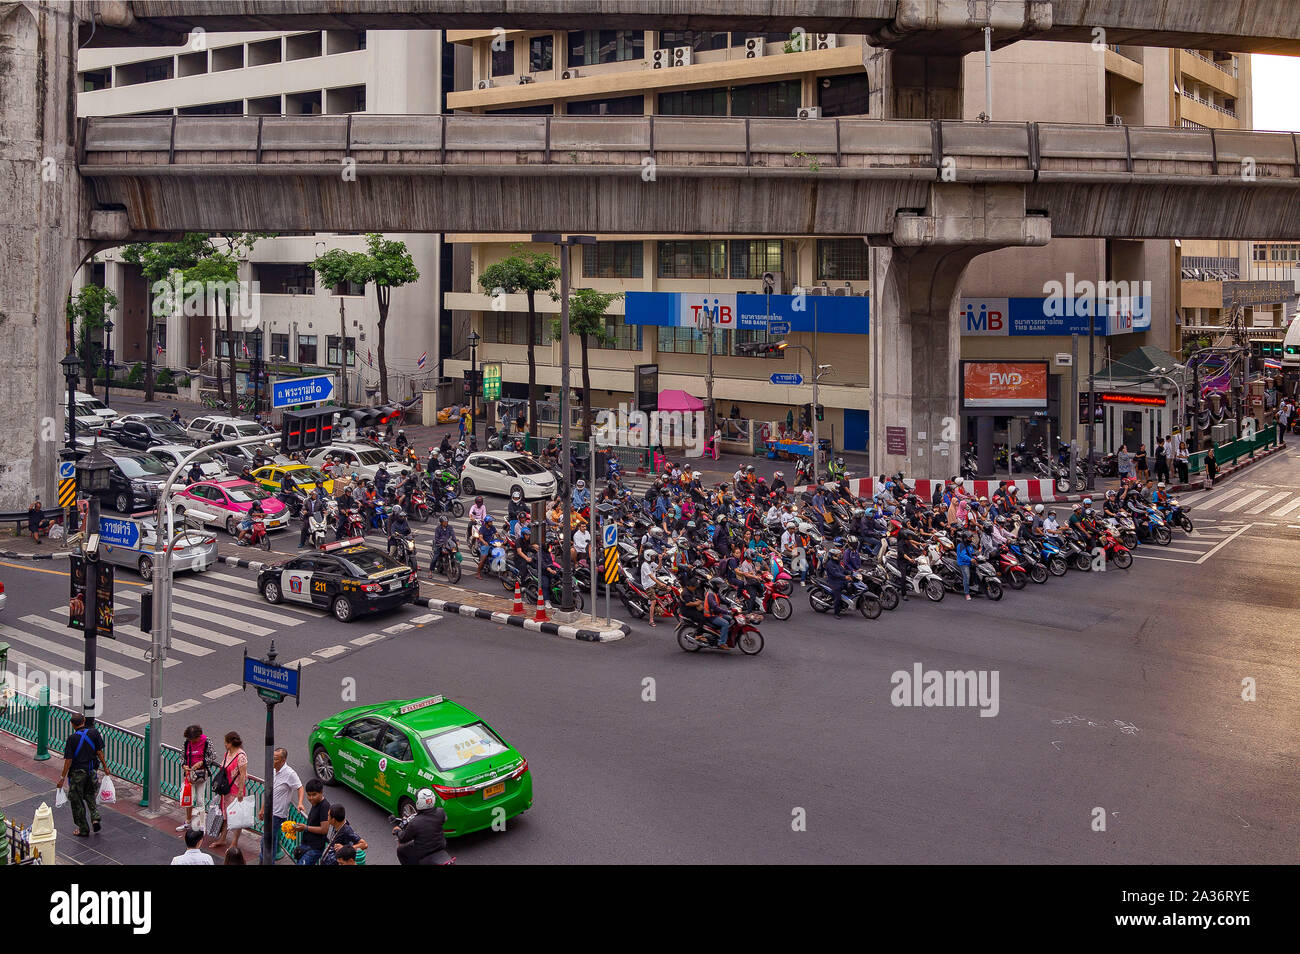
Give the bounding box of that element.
[256,538,419,622]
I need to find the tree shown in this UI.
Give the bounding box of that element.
[66,285,119,394]
[478,246,560,437]
[121,233,209,401]
[310,248,370,407]
[353,233,420,405]
[551,289,621,443]
[184,251,241,406]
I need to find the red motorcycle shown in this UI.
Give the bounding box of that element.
[993,544,1029,590]
[409,489,430,523]
[675,601,764,655]
[237,514,272,551]
[750,571,793,620]
[1097,527,1133,570]
[341,508,366,539]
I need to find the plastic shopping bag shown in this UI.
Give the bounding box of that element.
[225,795,256,831]
[205,806,225,838]
[54,786,68,808]
[180,777,193,809]
[97,775,117,805]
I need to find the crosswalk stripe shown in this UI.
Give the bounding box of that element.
[111,627,211,657]
[1246,492,1289,514]
[204,683,243,699]
[1218,489,1266,513]
[163,699,200,715]
[0,649,77,704]
[168,586,304,627]
[120,714,149,729]
[1271,496,1300,518]
[115,590,245,646]
[1196,487,1244,509]
[151,601,274,637]
[0,623,142,680]
[26,613,182,668]
[204,571,260,586]
[314,645,348,659]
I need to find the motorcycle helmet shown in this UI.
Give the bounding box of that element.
[1034,504,1044,514]
[707,576,726,592]
[511,489,522,501]
[798,521,814,533]
[1157,481,1166,488]
[475,496,484,505]
[1071,504,1081,512]
[576,479,587,489]
[774,471,784,479]
[483,514,494,524]
[686,521,696,529]
[644,549,658,560]
[415,788,437,811]
[745,464,755,473]
[954,477,965,487]
[847,535,859,545]
[1082,497,1093,506]
[439,514,449,524]
[830,547,843,557]
[651,526,666,538]
[393,507,406,518]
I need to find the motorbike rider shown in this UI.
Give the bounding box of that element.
[431,515,457,577]
[571,519,591,567]
[395,429,409,453]
[734,546,763,611]
[513,527,537,584]
[468,495,488,525]
[473,514,496,579]
[236,500,265,546]
[860,505,888,558]
[770,470,788,495]
[388,506,415,566]
[678,570,709,632]
[393,789,449,866]
[374,464,391,498]
[571,478,590,512]
[298,487,325,549]
[507,490,528,536]
[899,529,923,600]
[824,546,849,617]
[700,577,731,649]
[640,549,663,628]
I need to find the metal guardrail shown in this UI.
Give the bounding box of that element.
[0,689,306,857]
[2,816,43,864]
[79,115,1300,184]
[1188,423,1278,473]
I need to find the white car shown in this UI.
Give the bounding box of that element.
[66,390,118,427]
[459,451,556,501]
[186,415,266,446]
[306,443,412,481]
[144,444,229,481]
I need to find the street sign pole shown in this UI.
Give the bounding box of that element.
[261,644,277,866]
[82,497,100,727]
[241,642,300,865]
[590,448,598,623]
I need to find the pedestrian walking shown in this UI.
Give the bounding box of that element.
[1174,430,1190,484]
[179,724,217,834]
[55,712,107,837]
[1205,447,1218,488]
[1135,444,1148,482]
[260,747,304,863]
[1117,445,1134,480]
[209,731,249,852]
[171,828,214,865]
[1154,437,1170,483]
[291,779,331,866]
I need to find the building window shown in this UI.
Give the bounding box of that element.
[730,80,802,118]
[143,62,173,83]
[656,31,728,52]
[296,335,318,365]
[567,94,644,115]
[529,35,553,72]
[816,239,870,280]
[484,104,555,115]
[729,240,784,279]
[582,242,644,279]
[567,30,644,67]
[492,40,515,77]
[327,335,357,366]
[818,73,871,117]
[593,314,641,350]
[658,86,727,116]
[482,312,546,346]
[254,264,316,295]
[271,333,290,360]
[657,327,728,354]
[657,240,727,279]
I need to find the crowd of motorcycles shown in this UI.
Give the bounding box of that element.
[960,438,1098,492]
[265,431,1195,659]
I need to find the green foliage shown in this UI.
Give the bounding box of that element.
[360,233,420,294]
[551,289,622,342]
[126,361,144,384]
[121,233,210,284]
[477,245,560,298]
[157,368,174,386]
[178,375,191,388]
[310,247,369,290]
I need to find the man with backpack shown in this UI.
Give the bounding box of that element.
[56,713,108,837]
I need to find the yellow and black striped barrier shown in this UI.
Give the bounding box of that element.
[58,478,76,508]
[603,546,620,586]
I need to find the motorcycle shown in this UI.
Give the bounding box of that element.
[307,509,330,549]
[1006,539,1049,584]
[409,489,431,523]
[675,601,765,655]
[1036,535,1070,577]
[429,543,462,584]
[878,544,945,602]
[387,530,418,571]
[1159,498,1194,533]
[1096,526,1133,570]
[931,542,1004,600]
[751,571,794,620]
[341,507,366,540]
[807,571,883,619]
[992,544,1030,590]
[236,514,272,550]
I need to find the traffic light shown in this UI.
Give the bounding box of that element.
[736,340,788,356]
[815,404,825,422]
[281,407,335,452]
[338,405,399,432]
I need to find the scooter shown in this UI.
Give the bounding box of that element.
[236,514,272,550]
[307,510,330,549]
[878,543,945,602]
[387,530,418,571]
[675,601,764,655]
[807,570,883,619]
[388,814,455,866]
[429,542,462,583]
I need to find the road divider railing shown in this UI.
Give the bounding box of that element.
[0,686,306,856]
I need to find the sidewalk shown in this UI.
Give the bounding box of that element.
[0,731,201,865]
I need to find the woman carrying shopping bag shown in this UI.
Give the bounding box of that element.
[180,725,217,835]
[209,731,249,852]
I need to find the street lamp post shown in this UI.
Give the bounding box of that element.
[61,354,82,532]
[532,232,596,614]
[467,330,480,449]
[102,318,114,408]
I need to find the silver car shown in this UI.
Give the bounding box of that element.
[98,518,218,581]
[146,444,228,481]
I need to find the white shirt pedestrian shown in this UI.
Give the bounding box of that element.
[171,847,214,865]
[270,761,303,820]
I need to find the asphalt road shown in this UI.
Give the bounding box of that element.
[2,449,1296,864]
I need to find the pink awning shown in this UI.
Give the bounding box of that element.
[658,389,704,412]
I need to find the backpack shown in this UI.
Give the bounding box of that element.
[212,753,237,797]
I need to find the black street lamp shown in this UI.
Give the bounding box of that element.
[102,317,115,408]
[467,330,480,448]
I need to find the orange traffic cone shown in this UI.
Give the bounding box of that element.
[533,585,549,623]
[512,580,524,615]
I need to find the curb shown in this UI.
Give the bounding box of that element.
[1053,443,1288,503]
[0,548,74,561]
[413,596,627,642]
[218,554,267,570]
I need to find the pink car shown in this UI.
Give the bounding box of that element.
[174,479,291,536]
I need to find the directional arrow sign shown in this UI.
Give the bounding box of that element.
[58,461,75,480]
[97,516,140,548]
[770,372,804,386]
[272,375,335,410]
[767,321,792,336]
[602,523,618,548]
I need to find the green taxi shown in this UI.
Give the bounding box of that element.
[308,695,532,835]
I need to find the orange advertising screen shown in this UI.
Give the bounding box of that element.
[962,361,1048,408]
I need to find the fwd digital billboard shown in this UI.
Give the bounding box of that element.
[961,361,1049,409]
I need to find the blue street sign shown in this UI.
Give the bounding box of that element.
[97,516,140,548]
[243,656,300,699]
[767,321,792,336]
[58,461,75,480]
[770,373,804,386]
[602,523,618,548]
[271,375,334,410]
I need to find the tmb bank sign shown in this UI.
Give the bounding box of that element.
[625,292,868,335]
[961,297,1151,337]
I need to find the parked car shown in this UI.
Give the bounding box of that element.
[108,414,192,450]
[144,444,228,481]
[216,441,283,474]
[65,390,118,427]
[186,414,264,446]
[173,478,291,535]
[306,443,412,481]
[459,451,556,501]
[96,449,171,514]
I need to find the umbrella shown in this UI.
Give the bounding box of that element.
[658,388,704,412]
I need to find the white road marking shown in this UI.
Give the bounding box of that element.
[204,571,261,586]
[113,589,246,646]
[1271,496,1300,518]
[1245,492,1288,514]
[1194,523,1253,564]
[204,683,242,699]
[382,622,414,634]
[163,698,200,714]
[1195,487,1243,509]
[1218,489,1266,513]
[172,585,306,627]
[0,651,77,704]
[283,657,316,669]
[0,622,143,680]
[154,602,274,637]
[410,614,441,624]
[120,714,149,728]
[24,613,181,668]
[350,632,385,646]
[314,645,348,658]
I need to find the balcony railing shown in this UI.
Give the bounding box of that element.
[1182,48,1238,77]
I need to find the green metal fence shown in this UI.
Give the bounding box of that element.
[0,690,306,857]
[1188,424,1278,474]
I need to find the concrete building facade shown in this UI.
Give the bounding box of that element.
[74,28,449,405]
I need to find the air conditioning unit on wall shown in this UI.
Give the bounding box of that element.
[652,48,669,69]
[745,37,765,58]
[561,67,580,79]
[815,33,838,50]
[797,106,822,120]
[477,78,495,90]
[672,46,693,67]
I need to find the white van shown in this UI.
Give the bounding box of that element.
[66,391,118,426]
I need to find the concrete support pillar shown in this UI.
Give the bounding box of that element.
[0,1,93,509]
[869,183,1050,479]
